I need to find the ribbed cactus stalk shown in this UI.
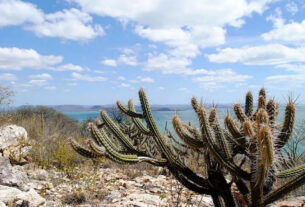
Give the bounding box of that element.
[70,88,305,207]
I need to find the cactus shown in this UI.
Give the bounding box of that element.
[70,88,305,207]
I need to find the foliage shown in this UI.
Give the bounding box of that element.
[69,88,305,206]
[2,106,86,171]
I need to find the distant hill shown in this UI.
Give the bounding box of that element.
[18,104,194,112]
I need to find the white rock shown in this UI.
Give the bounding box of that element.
[0,125,28,150]
[0,156,29,190]
[0,185,45,207]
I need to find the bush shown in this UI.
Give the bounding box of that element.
[2,106,86,170]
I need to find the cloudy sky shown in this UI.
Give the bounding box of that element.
[0,0,305,105]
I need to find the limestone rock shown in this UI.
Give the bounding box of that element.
[0,185,46,207]
[0,125,28,149]
[0,156,29,190]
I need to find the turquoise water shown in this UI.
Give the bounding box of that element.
[64,105,305,132]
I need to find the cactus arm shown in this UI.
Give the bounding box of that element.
[276,163,305,178]
[172,115,205,149]
[100,110,139,153]
[266,99,277,127]
[166,130,190,149]
[89,122,121,152]
[116,101,144,118]
[69,138,99,158]
[223,130,248,156]
[138,88,181,164]
[197,105,251,180]
[88,139,106,156]
[259,88,266,99]
[224,115,246,146]
[91,124,140,164]
[127,99,150,135]
[245,91,253,117]
[257,95,266,110]
[258,126,273,167]
[233,104,247,123]
[277,102,295,148]
[212,113,232,159]
[191,97,199,112]
[264,171,305,205]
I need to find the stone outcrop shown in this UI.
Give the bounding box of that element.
[0,125,31,165]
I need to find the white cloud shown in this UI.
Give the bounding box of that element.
[0,73,17,81]
[28,79,48,86]
[145,53,214,75]
[137,76,154,83]
[120,83,130,87]
[0,47,84,72]
[0,0,43,28]
[0,47,62,70]
[51,64,83,72]
[101,59,117,67]
[118,54,138,66]
[265,64,305,88]
[71,0,275,64]
[29,73,52,80]
[286,1,298,15]
[158,86,164,90]
[207,44,305,65]
[71,72,107,82]
[192,69,252,89]
[25,8,104,41]
[117,76,125,81]
[102,54,138,67]
[44,86,56,90]
[71,0,271,28]
[262,19,305,43]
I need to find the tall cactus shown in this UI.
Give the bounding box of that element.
[70,88,305,207]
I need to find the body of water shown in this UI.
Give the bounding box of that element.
[64,105,305,133]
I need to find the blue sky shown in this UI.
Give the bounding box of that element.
[0,0,305,106]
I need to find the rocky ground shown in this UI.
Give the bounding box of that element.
[1,124,305,207]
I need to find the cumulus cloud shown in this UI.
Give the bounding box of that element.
[286,1,298,15]
[51,64,83,72]
[137,76,154,83]
[0,73,17,81]
[262,19,305,43]
[71,0,275,73]
[117,76,125,81]
[0,47,62,70]
[0,47,83,71]
[28,79,48,86]
[265,64,305,88]
[120,83,130,87]
[207,44,305,65]
[101,59,117,67]
[0,1,103,41]
[101,54,138,67]
[71,72,107,82]
[25,8,104,41]
[192,69,252,89]
[0,0,43,27]
[29,73,52,80]
[145,53,213,75]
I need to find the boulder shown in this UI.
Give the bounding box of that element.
[0,125,28,149]
[0,185,46,207]
[0,125,31,165]
[0,156,29,190]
